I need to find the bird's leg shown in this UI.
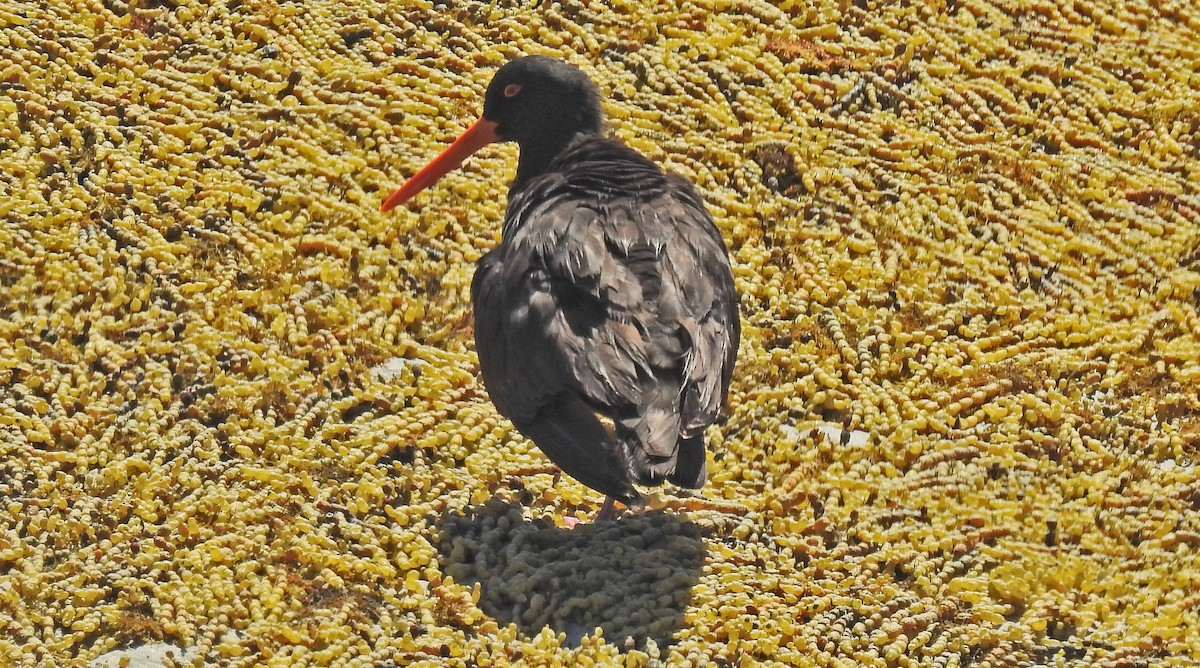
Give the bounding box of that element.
[594,496,618,521]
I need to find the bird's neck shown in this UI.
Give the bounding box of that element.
[512,129,597,192]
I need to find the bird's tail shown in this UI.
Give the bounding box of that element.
[514,394,643,504]
[620,429,707,489]
[619,381,709,490]
[668,434,707,488]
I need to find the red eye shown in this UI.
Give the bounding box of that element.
[503,83,522,98]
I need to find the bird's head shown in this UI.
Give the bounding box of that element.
[481,55,603,146]
[380,56,604,212]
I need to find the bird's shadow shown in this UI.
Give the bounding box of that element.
[435,497,706,650]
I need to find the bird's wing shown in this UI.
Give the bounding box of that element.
[471,175,738,466]
[658,174,740,438]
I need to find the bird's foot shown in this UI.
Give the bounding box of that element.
[562,497,620,528]
[596,496,648,521]
[595,495,619,522]
[561,496,644,528]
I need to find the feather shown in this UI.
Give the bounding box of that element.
[472,134,738,500]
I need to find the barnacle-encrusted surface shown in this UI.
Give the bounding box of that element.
[2,0,1199,665]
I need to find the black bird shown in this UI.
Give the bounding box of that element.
[381,56,739,519]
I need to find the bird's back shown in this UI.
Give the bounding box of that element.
[472,135,739,498]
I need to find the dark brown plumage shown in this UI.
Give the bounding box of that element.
[381,56,739,518]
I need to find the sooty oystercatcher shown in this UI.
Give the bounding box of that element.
[381,56,739,520]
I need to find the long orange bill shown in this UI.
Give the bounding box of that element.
[380,118,501,212]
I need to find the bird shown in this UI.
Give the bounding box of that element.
[380,55,739,520]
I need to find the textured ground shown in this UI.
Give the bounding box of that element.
[2,0,1199,666]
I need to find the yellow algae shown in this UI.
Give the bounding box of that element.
[1,0,1200,666]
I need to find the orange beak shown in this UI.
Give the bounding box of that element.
[380,118,501,212]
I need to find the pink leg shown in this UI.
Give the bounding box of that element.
[595,496,618,521]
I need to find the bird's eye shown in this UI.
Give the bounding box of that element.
[503,83,522,98]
